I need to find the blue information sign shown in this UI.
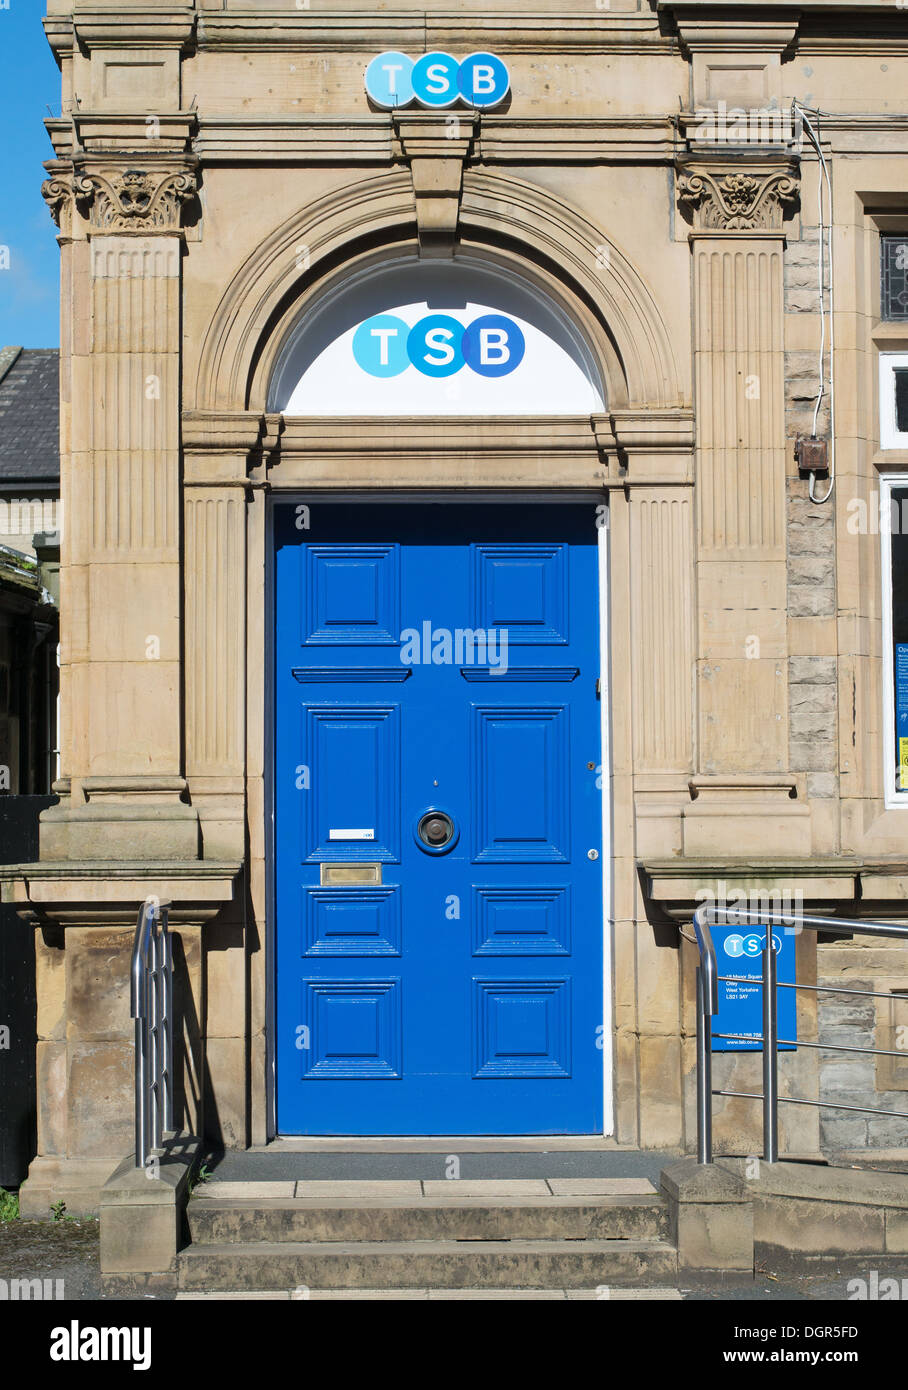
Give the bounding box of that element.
[895,643,908,790]
[712,925,797,1052]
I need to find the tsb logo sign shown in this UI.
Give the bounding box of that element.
[723,933,782,958]
[353,314,525,379]
[365,51,510,111]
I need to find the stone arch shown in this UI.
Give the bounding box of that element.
[192,168,681,415]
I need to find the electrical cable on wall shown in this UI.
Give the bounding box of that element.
[793,101,836,505]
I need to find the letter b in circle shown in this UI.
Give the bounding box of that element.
[462,315,524,377]
[457,52,510,109]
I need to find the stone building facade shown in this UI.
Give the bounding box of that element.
[5,0,908,1212]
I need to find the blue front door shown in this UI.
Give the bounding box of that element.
[274,502,603,1135]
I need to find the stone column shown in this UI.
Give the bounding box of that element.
[41,160,199,861]
[676,160,820,1159]
[677,159,810,858]
[8,155,240,1216]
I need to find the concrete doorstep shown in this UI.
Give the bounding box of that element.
[97,1142,908,1296]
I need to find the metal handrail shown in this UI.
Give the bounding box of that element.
[692,903,908,1165]
[130,898,174,1170]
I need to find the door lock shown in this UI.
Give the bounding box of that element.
[415,809,458,854]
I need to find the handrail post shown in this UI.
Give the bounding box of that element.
[696,965,713,1164]
[162,924,174,1135]
[762,933,779,1163]
[130,897,173,1170]
[134,993,147,1171]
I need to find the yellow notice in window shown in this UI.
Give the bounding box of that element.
[900,738,908,789]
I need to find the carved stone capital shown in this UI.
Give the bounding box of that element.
[393,112,478,257]
[73,163,199,236]
[41,173,74,236]
[677,162,799,233]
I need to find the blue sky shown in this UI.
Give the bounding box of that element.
[0,3,63,347]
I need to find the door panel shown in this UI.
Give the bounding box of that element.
[274,502,603,1135]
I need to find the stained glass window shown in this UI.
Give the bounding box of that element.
[882,235,908,321]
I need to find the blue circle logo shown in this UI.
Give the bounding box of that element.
[462,314,525,377]
[724,930,784,959]
[352,315,410,377]
[406,315,464,376]
[353,313,525,379]
[457,52,510,109]
[365,51,510,111]
[364,52,414,110]
[411,52,460,109]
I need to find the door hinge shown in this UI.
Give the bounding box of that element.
[596,677,601,699]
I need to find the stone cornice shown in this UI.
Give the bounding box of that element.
[178,410,696,492]
[69,7,195,50]
[642,855,908,922]
[660,0,904,10]
[0,859,241,930]
[182,411,268,485]
[196,12,670,55]
[189,115,678,166]
[677,159,800,232]
[42,5,908,65]
[667,11,801,56]
[48,111,908,168]
[42,15,73,61]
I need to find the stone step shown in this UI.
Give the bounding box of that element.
[187,1194,670,1244]
[178,1237,678,1291]
[177,1287,685,1301]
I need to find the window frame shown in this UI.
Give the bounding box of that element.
[879,353,908,450]
[880,474,908,807]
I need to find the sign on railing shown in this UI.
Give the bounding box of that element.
[713,926,797,1052]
